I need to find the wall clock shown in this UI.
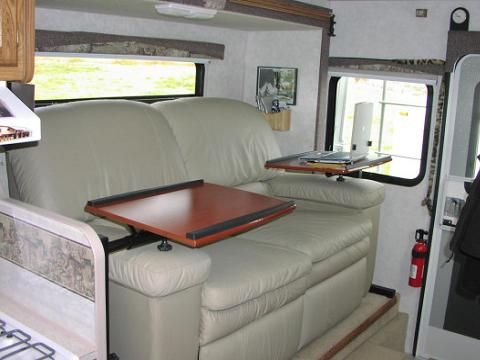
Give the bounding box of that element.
[450,7,469,31]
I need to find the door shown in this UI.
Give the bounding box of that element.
[416,54,480,360]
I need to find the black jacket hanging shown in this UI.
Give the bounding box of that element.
[450,155,480,259]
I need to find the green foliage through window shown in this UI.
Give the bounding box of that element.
[31,56,197,101]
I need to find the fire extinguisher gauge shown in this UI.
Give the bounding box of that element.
[415,229,429,242]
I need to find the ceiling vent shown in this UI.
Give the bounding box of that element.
[154,2,217,20]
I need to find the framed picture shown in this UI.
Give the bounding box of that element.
[256,66,298,106]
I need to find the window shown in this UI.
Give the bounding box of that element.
[326,73,434,186]
[31,55,204,105]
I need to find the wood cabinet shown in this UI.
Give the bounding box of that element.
[0,0,34,83]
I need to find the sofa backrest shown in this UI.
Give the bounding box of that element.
[7,100,189,221]
[153,98,281,187]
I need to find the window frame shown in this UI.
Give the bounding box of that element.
[326,72,435,187]
[32,54,205,107]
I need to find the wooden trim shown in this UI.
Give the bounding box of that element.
[314,30,330,150]
[23,0,35,82]
[166,0,331,28]
[229,0,331,22]
[318,295,398,360]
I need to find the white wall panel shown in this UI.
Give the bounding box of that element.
[330,0,480,59]
[329,0,480,353]
[35,8,324,157]
[242,29,323,155]
[35,8,248,100]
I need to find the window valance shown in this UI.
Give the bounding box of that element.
[36,30,225,60]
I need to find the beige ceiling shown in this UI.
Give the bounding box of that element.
[36,0,323,31]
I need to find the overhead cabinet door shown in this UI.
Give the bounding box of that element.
[0,0,18,67]
[0,0,34,82]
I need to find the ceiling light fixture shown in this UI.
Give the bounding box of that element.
[154,2,217,20]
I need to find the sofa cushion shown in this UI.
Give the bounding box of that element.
[7,100,189,221]
[109,242,211,297]
[240,209,371,265]
[200,238,310,345]
[153,98,281,187]
[266,173,385,210]
[300,258,368,347]
[200,297,304,360]
[308,237,369,287]
[235,181,272,196]
[201,239,311,311]
[200,276,306,345]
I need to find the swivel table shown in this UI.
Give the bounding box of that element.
[85,179,295,252]
[265,152,392,181]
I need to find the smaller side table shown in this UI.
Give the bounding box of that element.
[265,152,392,181]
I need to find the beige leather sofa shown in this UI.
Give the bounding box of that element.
[7,97,385,360]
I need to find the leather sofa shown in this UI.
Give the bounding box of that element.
[6,97,386,360]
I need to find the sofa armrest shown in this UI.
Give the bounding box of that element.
[109,243,211,297]
[108,244,211,360]
[265,173,385,210]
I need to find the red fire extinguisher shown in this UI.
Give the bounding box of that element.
[409,229,429,287]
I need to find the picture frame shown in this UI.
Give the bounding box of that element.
[256,66,298,106]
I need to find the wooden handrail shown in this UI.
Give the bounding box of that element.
[229,0,331,22]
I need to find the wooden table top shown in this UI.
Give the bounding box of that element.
[85,180,295,248]
[265,152,392,175]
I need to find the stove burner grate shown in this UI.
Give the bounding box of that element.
[0,319,56,359]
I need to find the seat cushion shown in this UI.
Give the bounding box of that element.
[308,237,369,288]
[200,238,311,345]
[299,258,368,347]
[201,239,311,311]
[266,173,385,210]
[200,276,306,345]
[240,209,372,265]
[200,297,304,360]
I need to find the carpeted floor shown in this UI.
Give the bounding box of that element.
[344,342,414,360]
[343,310,414,360]
[293,294,410,360]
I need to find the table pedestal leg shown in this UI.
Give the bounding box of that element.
[158,239,173,251]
